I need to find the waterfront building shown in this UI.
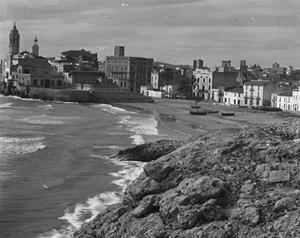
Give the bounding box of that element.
[223,87,244,106]
[150,69,159,89]
[140,85,165,98]
[66,71,107,90]
[61,49,98,71]
[273,87,300,111]
[243,80,275,107]
[210,71,239,102]
[105,46,153,93]
[16,56,65,89]
[192,67,212,99]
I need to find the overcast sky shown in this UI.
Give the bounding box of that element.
[1,0,300,68]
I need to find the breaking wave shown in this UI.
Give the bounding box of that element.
[38,152,144,238]
[18,114,78,125]
[119,115,158,145]
[93,104,136,115]
[0,102,13,109]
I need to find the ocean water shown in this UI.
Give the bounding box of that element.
[0,95,166,238]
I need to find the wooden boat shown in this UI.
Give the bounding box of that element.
[190,109,207,115]
[191,104,201,109]
[221,111,235,116]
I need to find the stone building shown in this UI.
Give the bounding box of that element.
[105,46,153,92]
[32,37,39,57]
[1,23,64,93]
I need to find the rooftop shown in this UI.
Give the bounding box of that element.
[244,80,272,86]
[225,87,243,94]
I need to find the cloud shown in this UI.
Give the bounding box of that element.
[1,0,300,68]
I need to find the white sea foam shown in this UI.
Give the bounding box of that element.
[52,101,79,105]
[119,115,158,145]
[18,114,78,125]
[7,95,42,102]
[93,104,136,115]
[0,137,45,158]
[93,145,124,151]
[0,102,13,109]
[38,152,145,238]
[38,104,53,110]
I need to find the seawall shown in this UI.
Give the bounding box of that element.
[23,87,154,103]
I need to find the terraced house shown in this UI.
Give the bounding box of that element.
[243,80,275,107]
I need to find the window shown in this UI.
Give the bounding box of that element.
[57,80,62,86]
[234,99,236,104]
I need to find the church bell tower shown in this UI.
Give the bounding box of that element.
[32,36,39,57]
[9,22,20,55]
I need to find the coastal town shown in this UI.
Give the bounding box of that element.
[1,23,300,112]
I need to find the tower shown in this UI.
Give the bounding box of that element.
[32,36,39,56]
[9,22,20,55]
[114,46,125,57]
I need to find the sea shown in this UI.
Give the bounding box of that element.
[0,95,176,238]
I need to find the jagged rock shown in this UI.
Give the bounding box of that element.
[240,180,254,194]
[115,139,182,162]
[273,211,300,237]
[131,195,159,218]
[74,122,300,238]
[176,176,228,205]
[124,213,166,238]
[126,172,162,201]
[268,170,290,183]
[144,161,175,182]
[255,163,270,181]
[273,197,295,212]
[170,221,237,238]
[244,206,260,225]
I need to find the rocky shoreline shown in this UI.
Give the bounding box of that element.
[74,121,300,238]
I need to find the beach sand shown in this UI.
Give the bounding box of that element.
[116,98,300,141]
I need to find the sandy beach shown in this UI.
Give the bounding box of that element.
[116,98,300,141]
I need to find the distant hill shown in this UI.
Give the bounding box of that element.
[154,61,192,69]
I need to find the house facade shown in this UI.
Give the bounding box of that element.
[243,80,275,107]
[105,46,153,93]
[223,88,244,106]
[192,68,212,99]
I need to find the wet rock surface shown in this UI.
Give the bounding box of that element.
[74,121,300,238]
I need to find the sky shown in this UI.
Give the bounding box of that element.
[1,0,300,68]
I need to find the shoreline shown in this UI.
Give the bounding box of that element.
[115,98,300,139]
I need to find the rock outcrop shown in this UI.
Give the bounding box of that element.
[74,121,300,238]
[115,139,183,162]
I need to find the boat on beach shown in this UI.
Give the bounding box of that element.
[190,109,207,115]
[220,111,235,116]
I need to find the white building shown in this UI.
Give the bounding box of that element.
[140,85,165,98]
[243,80,275,107]
[150,70,159,89]
[273,87,300,111]
[223,88,244,106]
[192,68,212,100]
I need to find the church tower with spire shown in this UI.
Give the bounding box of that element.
[32,36,39,57]
[9,22,20,55]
